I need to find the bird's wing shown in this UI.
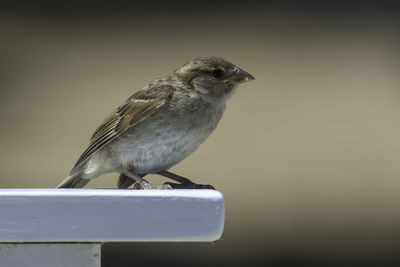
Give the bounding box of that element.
[71,84,175,172]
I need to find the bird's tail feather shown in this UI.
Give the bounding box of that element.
[57,173,90,188]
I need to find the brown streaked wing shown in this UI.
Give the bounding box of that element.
[70,85,175,172]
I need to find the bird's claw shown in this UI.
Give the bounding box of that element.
[163,182,215,190]
[133,183,172,190]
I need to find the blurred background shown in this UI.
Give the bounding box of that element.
[1,1,400,266]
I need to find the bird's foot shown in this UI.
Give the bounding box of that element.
[133,183,172,190]
[156,171,215,189]
[163,182,215,190]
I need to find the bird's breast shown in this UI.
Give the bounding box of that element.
[112,103,226,174]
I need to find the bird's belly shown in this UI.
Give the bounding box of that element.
[84,102,226,177]
[117,126,212,174]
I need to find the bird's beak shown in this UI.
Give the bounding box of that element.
[223,66,255,84]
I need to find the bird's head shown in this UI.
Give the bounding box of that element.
[173,56,255,101]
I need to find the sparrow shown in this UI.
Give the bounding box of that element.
[57,56,254,189]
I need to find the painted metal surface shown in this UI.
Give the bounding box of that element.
[0,244,101,267]
[0,189,224,242]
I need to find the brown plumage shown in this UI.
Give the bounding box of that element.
[73,85,175,171]
[57,57,254,189]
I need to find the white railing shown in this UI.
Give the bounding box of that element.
[0,189,225,267]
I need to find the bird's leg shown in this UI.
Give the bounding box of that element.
[157,170,193,184]
[117,173,136,189]
[124,170,172,190]
[157,170,215,190]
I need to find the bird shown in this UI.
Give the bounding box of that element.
[57,56,254,189]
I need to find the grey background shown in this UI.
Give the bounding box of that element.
[1,1,400,266]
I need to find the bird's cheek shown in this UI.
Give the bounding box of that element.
[192,77,215,92]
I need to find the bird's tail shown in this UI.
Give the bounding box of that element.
[57,173,90,188]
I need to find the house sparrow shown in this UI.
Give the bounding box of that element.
[57,57,254,189]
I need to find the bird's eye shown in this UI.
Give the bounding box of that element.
[210,68,224,78]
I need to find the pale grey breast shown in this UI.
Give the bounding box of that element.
[112,101,226,174]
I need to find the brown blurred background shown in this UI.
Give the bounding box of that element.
[1,1,400,266]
